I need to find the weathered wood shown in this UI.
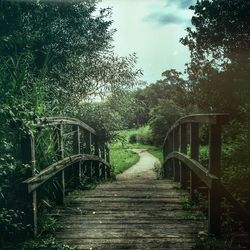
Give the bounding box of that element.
[105,144,111,178]
[93,136,100,179]
[208,180,221,236]
[190,123,199,200]
[163,114,229,145]
[180,124,189,189]
[23,154,111,193]
[168,132,174,178]
[36,117,96,135]
[162,113,250,239]
[32,190,38,236]
[21,133,37,235]
[208,124,222,236]
[21,133,36,173]
[99,145,106,179]
[164,152,218,189]
[73,125,81,187]
[22,116,110,236]
[84,131,92,179]
[209,124,222,177]
[173,128,180,182]
[52,179,204,249]
[57,124,65,204]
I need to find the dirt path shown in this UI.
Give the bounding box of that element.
[116,149,160,180]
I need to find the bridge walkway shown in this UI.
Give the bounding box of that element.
[53,150,204,250]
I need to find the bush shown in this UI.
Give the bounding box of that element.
[129,134,137,144]
[0,208,31,247]
[149,99,183,146]
[136,130,153,145]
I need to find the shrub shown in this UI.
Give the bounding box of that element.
[129,134,137,144]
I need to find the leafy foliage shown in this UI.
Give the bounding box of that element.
[0,0,142,248]
[23,237,75,250]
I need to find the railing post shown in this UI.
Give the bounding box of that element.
[173,127,180,182]
[73,125,81,187]
[93,136,100,180]
[180,124,189,189]
[168,132,174,178]
[163,142,167,177]
[55,124,65,205]
[85,131,92,179]
[21,133,37,236]
[100,144,106,179]
[190,123,199,200]
[105,144,111,179]
[208,123,222,237]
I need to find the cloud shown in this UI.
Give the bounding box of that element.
[177,0,196,9]
[143,0,194,27]
[143,12,187,25]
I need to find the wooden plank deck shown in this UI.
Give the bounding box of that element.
[52,178,204,250]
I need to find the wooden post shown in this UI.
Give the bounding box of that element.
[190,123,199,200]
[105,144,110,163]
[73,125,81,187]
[180,124,189,189]
[105,144,111,179]
[100,144,106,179]
[208,124,222,237]
[21,133,36,173]
[32,190,37,236]
[163,141,167,177]
[21,133,37,235]
[93,136,100,180]
[85,131,92,179]
[168,132,174,178]
[173,127,180,182]
[55,124,65,205]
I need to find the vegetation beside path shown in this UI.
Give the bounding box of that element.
[110,126,163,175]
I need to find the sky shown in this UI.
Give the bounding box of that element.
[98,0,195,83]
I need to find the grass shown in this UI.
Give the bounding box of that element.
[110,126,163,175]
[110,148,139,175]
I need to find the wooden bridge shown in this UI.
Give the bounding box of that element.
[22,114,250,249]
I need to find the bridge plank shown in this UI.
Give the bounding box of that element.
[52,179,204,249]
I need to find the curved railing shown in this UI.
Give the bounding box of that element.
[22,117,111,235]
[163,113,250,237]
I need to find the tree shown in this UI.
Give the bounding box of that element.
[0,1,143,246]
[181,0,250,65]
[181,0,250,117]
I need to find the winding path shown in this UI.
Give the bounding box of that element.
[53,149,203,249]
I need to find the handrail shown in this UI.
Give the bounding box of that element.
[165,152,218,189]
[21,116,110,236]
[163,113,229,145]
[35,117,96,135]
[162,113,250,237]
[23,154,111,193]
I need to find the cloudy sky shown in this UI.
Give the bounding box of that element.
[98,0,195,83]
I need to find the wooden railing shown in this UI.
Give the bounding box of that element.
[163,114,250,237]
[22,117,111,235]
